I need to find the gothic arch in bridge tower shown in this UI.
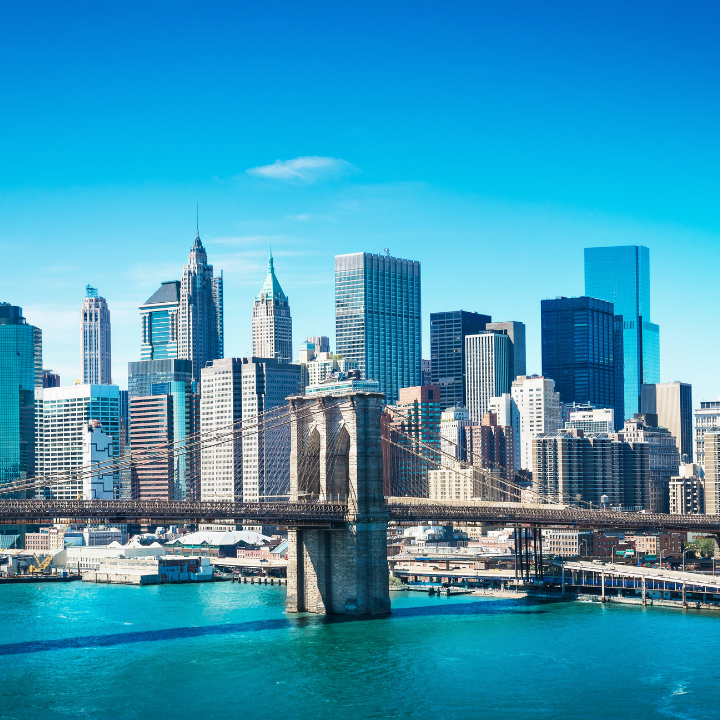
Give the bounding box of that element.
[287,392,390,616]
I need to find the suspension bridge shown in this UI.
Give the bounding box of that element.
[2,390,719,615]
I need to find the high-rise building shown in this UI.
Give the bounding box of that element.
[200,358,243,502]
[641,382,693,461]
[335,252,421,404]
[422,359,432,387]
[541,296,623,421]
[0,303,42,491]
[703,431,720,515]
[465,332,511,423]
[382,386,442,497]
[485,321,526,381]
[430,311,491,408]
[81,285,112,385]
[241,358,301,503]
[129,394,174,500]
[533,429,649,509]
[439,406,471,467]
[466,413,516,499]
[296,341,358,391]
[139,281,180,361]
[35,384,120,500]
[128,359,197,500]
[584,245,659,418]
[252,253,292,363]
[565,407,615,434]
[178,229,223,383]
[669,464,704,515]
[488,393,521,473]
[511,375,562,471]
[42,370,60,388]
[306,336,330,354]
[695,399,720,467]
[616,414,680,513]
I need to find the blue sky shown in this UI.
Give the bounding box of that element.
[1,1,718,402]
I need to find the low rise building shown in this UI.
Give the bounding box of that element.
[627,532,687,558]
[82,556,213,585]
[669,463,704,515]
[164,529,271,558]
[82,527,123,546]
[541,529,595,558]
[24,527,63,552]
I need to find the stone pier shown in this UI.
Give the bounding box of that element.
[286,392,391,616]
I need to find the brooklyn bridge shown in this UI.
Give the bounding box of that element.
[2,391,718,615]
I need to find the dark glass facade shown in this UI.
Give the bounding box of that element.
[584,245,659,418]
[0,303,42,490]
[335,253,421,404]
[541,296,624,421]
[430,310,491,408]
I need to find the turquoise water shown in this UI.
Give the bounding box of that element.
[1,582,719,720]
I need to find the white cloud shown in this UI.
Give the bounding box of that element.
[246,156,357,183]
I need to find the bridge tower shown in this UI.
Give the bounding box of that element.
[286,392,390,616]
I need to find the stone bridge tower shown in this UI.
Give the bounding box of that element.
[286,392,390,616]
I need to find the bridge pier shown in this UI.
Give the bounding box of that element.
[286,392,391,616]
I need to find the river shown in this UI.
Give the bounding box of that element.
[1,581,718,719]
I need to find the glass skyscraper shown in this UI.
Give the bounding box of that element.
[140,281,180,361]
[584,246,659,418]
[541,296,624,422]
[0,303,42,490]
[430,310,491,409]
[335,252,421,404]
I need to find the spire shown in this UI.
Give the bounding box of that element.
[192,203,204,251]
[256,250,287,302]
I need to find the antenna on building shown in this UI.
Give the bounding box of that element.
[196,202,199,236]
[85,285,98,298]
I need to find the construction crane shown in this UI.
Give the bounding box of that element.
[28,553,53,574]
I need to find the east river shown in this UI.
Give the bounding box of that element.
[1,581,719,720]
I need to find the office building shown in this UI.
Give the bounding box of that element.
[669,464,704,515]
[81,420,114,499]
[541,296,623,421]
[465,331,511,423]
[565,406,615,434]
[297,340,358,391]
[511,375,562,471]
[129,395,174,500]
[641,382,693,461]
[0,303,42,491]
[430,311,491,408]
[128,359,197,500]
[200,358,243,502]
[428,464,485,502]
[695,399,720,467]
[306,336,330,354]
[241,358,301,503]
[382,386,442,496]
[439,406,471,467]
[139,280,180,361]
[81,285,112,385]
[703,431,720,515]
[488,393,521,473]
[42,370,60,388]
[533,429,649,509]
[305,376,380,397]
[336,252,421,404]
[178,229,224,383]
[252,252,292,363]
[422,359,431,387]
[35,384,120,500]
[485,321,526,380]
[616,414,680,513]
[584,245,659,418]
[466,413,516,498]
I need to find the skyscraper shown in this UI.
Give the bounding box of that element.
[252,253,292,362]
[485,321,526,381]
[139,281,180,361]
[465,331,511,423]
[584,245,659,418]
[430,311,491,408]
[335,252,421,404]
[0,303,42,489]
[178,229,223,383]
[541,296,623,421]
[81,285,111,384]
[695,399,720,467]
[641,382,693,461]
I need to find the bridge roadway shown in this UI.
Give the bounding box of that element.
[2,498,720,532]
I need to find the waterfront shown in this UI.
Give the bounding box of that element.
[1,583,719,720]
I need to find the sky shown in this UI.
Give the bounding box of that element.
[1,1,718,403]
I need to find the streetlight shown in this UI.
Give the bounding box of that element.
[580,539,588,560]
[659,548,669,570]
[683,547,693,572]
